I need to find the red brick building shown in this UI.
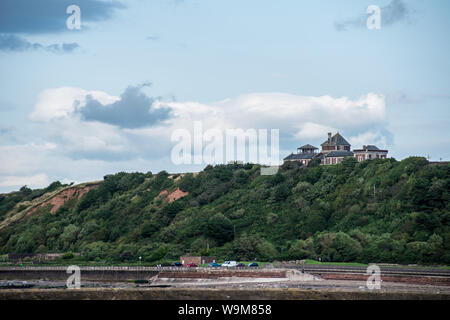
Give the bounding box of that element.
[180,256,216,265]
[321,132,351,153]
[284,132,388,165]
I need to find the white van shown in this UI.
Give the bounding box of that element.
[221,261,237,267]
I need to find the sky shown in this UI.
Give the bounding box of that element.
[0,0,449,192]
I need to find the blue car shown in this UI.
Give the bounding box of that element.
[247,262,259,267]
[208,262,221,267]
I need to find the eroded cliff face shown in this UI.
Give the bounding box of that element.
[27,184,98,215]
[157,188,189,203]
[0,183,101,231]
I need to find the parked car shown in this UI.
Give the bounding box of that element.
[171,262,182,267]
[208,262,221,267]
[221,261,237,267]
[247,262,259,267]
[236,263,246,268]
[186,262,198,267]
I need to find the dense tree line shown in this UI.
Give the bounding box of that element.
[0,157,448,265]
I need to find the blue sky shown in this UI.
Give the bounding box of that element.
[0,0,449,192]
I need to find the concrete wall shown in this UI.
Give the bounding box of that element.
[0,266,282,282]
[0,267,284,281]
[0,267,159,281]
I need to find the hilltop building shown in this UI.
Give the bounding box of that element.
[321,132,351,153]
[283,144,320,166]
[284,132,388,165]
[353,145,388,161]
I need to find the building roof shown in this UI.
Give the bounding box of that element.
[324,151,354,158]
[315,153,325,160]
[298,144,318,150]
[365,145,379,151]
[353,145,388,152]
[321,133,351,146]
[284,153,317,160]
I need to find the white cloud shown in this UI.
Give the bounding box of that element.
[0,173,48,188]
[161,92,384,134]
[45,118,129,154]
[294,123,337,140]
[0,143,53,175]
[348,131,388,149]
[0,88,391,192]
[29,87,390,158]
[33,88,387,142]
[160,92,387,140]
[30,87,119,122]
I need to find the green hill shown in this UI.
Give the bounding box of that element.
[0,157,449,265]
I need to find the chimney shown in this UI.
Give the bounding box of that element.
[328,132,331,144]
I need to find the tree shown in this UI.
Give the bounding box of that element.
[270,172,285,186]
[315,232,362,262]
[148,245,169,262]
[179,173,195,192]
[81,241,110,261]
[232,234,261,260]
[204,213,233,245]
[328,232,362,262]
[288,238,315,260]
[141,221,159,238]
[256,240,278,261]
[46,181,63,192]
[273,185,290,201]
[15,231,35,253]
[20,186,32,196]
[292,181,312,193]
[60,224,80,250]
[0,158,448,265]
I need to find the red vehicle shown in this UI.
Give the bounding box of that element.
[186,262,198,267]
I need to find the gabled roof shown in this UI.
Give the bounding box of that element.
[284,153,316,160]
[353,145,388,152]
[324,151,354,158]
[284,152,324,161]
[321,133,351,146]
[298,144,318,150]
[314,153,325,160]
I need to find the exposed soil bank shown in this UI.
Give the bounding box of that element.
[28,184,98,215]
[320,273,450,286]
[1,287,449,300]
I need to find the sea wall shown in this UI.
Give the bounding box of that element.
[0,267,159,281]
